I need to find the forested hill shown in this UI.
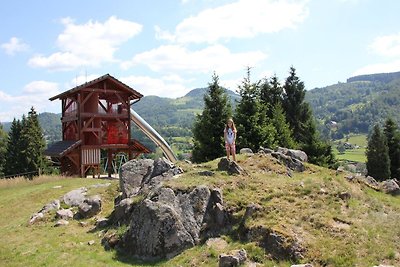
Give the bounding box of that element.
[306,71,400,137]
[132,87,239,134]
[346,71,400,83]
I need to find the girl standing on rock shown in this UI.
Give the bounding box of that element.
[224,118,237,161]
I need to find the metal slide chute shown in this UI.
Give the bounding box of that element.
[130,108,177,162]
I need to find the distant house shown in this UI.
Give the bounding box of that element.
[344,142,355,149]
[327,121,338,129]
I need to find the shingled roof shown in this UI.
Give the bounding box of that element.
[49,74,143,101]
[45,140,82,157]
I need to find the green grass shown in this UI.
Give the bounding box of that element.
[334,134,367,162]
[335,147,366,162]
[1,154,399,266]
[0,176,134,267]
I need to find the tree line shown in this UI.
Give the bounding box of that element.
[0,107,47,178]
[366,118,400,181]
[192,66,335,167]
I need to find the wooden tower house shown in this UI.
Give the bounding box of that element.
[45,74,150,177]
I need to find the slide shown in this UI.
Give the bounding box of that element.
[130,108,177,162]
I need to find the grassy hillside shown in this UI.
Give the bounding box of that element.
[1,155,399,266]
[334,134,367,163]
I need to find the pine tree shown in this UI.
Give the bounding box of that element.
[282,66,335,166]
[192,73,232,163]
[383,118,400,179]
[0,124,7,177]
[270,103,296,149]
[366,124,390,181]
[259,74,283,119]
[234,67,274,151]
[5,118,23,176]
[20,107,47,178]
[282,66,312,144]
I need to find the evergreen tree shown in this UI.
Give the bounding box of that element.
[366,124,390,181]
[235,67,274,151]
[0,124,7,177]
[270,103,296,149]
[282,66,335,166]
[5,118,23,176]
[282,66,312,144]
[259,74,283,118]
[383,118,400,178]
[21,107,47,178]
[192,73,232,163]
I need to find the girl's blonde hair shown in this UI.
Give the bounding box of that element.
[225,118,237,132]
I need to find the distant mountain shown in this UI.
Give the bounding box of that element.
[346,71,400,83]
[306,71,400,138]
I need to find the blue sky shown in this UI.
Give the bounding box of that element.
[1,0,400,122]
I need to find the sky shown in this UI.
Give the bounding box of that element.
[1,0,400,122]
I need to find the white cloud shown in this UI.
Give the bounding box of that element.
[220,78,241,92]
[28,16,142,71]
[29,52,89,71]
[1,37,29,55]
[369,32,400,57]
[121,75,189,98]
[0,81,60,122]
[352,60,400,76]
[156,0,309,44]
[122,44,267,75]
[23,81,60,95]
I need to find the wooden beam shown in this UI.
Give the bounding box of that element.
[77,93,82,142]
[82,117,94,131]
[65,98,74,111]
[61,114,78,123]
[81,88,123,94]
[81,91,94,107]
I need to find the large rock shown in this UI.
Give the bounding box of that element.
[271,152,305,172]
[56,209,74,220]
[63,187,87,206]
[120,159,154,198]
[151,158,175,178]
[219,249,247,267]
[110,198,134,224]
[380,179,400,195]
[119,158,183,199]
[218,158,244,175]
[276,147,308,162]
[121,186,211,260]
[78,195,102,218]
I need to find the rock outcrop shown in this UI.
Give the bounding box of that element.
[119,158,183,199]
[121,186,211,260]
[110,158,229,261]
[380,179,400,195]
[259,147,307,172]
[217,158,244,175]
